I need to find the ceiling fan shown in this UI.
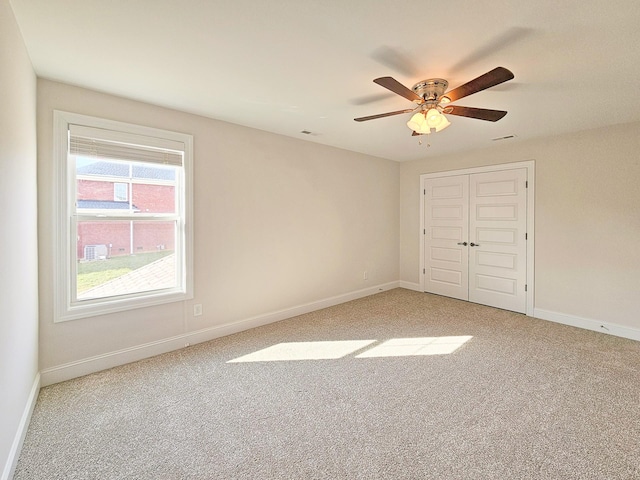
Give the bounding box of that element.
[354,67,514,135]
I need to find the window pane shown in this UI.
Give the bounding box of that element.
[75,158,177,215]
[76,220,177,300]
[131,182,175,214]
[114,182,128,202]
[77,180,134,212]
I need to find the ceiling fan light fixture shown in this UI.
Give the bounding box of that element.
[407,109,451,134]
[407,112,427,132]
[433,114,451,132]
[425,108,444,128]
[426,108,450,132]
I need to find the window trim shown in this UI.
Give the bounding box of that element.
[53,111,194,322]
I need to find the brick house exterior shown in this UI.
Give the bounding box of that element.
[76,161,176,260]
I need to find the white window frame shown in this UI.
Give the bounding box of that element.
[53,111,194,322]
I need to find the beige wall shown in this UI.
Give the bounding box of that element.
[37,80,400,373]
[0,0,39,476]
[400,122,640,329]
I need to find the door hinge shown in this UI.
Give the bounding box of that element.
[525,232,528,240]
[525,180,528,188]
[423,229,426,235]
[423,268,426,274]
[424,189,426,195]
[525,284,528,292]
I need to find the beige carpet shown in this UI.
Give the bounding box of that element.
[14,289,640,479]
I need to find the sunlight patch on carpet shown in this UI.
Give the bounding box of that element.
[228,336,473,363]
[355,336,473,358]
[227,340,377,363]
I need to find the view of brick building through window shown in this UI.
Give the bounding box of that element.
[76,160,176,260]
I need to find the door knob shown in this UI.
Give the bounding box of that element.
[457,242,468,246]
[470,242,480,247]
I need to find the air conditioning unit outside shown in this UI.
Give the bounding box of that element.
[84,244,108,260]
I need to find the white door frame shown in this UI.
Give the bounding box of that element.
[419,160,535,316]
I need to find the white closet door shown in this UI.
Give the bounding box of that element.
[468,168,527,313]
[424,175,469,300]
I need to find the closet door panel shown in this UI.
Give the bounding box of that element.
[424,175,469,300]
[469,168,527,313]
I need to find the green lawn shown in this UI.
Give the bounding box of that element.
[77,250,173,293]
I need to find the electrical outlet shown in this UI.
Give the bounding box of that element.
[193,304,203,316]
[363,271,368,280]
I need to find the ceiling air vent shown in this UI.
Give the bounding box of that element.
[300,130,320,136]
[491,134,518,142]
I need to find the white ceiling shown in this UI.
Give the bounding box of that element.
[10,0,640,161]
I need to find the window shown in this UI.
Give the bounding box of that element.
[54,111,193,321]
[114,182,128,202]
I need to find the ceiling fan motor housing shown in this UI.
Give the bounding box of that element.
[412,78,449,105]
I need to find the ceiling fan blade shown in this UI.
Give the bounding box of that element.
[371,46,419,77]
[354,108,415,122]
[349,92,394,106]
[449,29,531,74]
[443,67,514,103]
[373,77,422,103]
[443,105,507,122]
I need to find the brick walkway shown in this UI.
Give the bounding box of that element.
[78,254,176,299]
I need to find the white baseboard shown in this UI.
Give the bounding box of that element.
[534,308,640,342]
[2,373,40,480]
[41,281,400,386]
[399,281,421,292]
